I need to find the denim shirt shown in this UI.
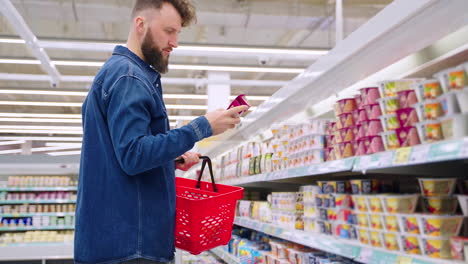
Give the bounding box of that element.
[75,46,213,264]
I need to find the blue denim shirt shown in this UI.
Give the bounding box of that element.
[75,46,213,264]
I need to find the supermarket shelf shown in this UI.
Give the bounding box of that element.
[0,199,76,204]
[234,217,463,264]
[210,247,240,264]
[353,137,468,172]
[0,242,73,261]
[0,212,74,217]
[0,186,77,192]
[220,158,355,186]
[0,225,74,231]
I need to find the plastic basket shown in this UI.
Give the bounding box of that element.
[175,156,244,255]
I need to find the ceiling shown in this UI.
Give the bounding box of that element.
[0,0,391,155]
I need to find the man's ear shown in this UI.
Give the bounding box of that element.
[134,16,146,35]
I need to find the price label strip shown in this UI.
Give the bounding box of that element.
[394,147,412,165]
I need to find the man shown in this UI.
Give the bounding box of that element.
[74,0,248,263]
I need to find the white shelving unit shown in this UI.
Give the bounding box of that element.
[0,243,73,262]
[235,217,464,264]
[209,247,241,264]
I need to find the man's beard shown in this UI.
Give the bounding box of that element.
[141,31,169,74]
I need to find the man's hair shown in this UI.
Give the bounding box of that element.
[131,0,196,27]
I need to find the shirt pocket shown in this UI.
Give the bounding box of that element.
[150,90,169,133]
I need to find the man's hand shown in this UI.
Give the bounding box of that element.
[175,152,201,171]
[204,105,248,136]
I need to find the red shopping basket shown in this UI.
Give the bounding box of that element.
[175,156,243,255]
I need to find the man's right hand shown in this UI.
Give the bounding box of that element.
[204,105,249,135]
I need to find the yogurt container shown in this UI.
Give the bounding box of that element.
[369,213,385,230]
[434,66,468,92]
[422,196,458,215]
[367,195,384,213]
[413,100,443,121]
[356,137,368,156]
[318,181,350,194]
[338,112,355,129]
[357,227,370,245]
[379,114,400,131]
[357,108,368,124]
[377,96,400,115]
[339,128,354,142]
[356,121,368,139]
[383,232,401,251]
[380,130,400,150]
[367,135,385,154]
[439,91,461,116]
[397,214,421,235]
[360,87,380,105]
[413,79,443,101]
[457,195,468,216]
[396,107,419,127]
[368,119,384,136]
[419,214,464,237]
[418,178,456,197]
[421,236,453,259]
[369,230,384,248]
[396,126,421,147]
[364,103,382,120]
[356,212,370,228]
[450,236,468,261]
[400,234,423,255]
[352,195,369,212]
[383,214,400,232]
[354,94,363,109]
[379,79,422,97]
[350,179,379,194]
[440,113,468,139]
[338,141,354,158]
[397,89,418,109]
[415,120,444,143]
[338,98,358,114]
[381,194,419,214]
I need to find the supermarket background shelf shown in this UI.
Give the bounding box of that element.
[0,186,77,192]
[0,242,73,261]
[0,212,74,217]
[234,217,463,264]
[0,226,74,231]
[0,199,76,205]
[209,247,240,264]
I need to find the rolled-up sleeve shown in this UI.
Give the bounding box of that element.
[106,76,213,175]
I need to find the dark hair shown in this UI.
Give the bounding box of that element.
[131,0,196,27]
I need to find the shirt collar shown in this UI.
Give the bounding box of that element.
[112,45,161,84]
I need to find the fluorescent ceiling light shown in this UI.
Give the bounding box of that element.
[168,115,197,120]
[0,136,82,141]
[0,113,82,118]
[0,140,26,146]
[0,149,22,154]
[0,118,82,123]
[0,125,82,130]
[47,150,82,156]
[0,89,87,96]
[0,101,82,107]
[165,104,207,110]
[0,38,25,44]
[0,58,304,73]
[0,129,83,135]
[31,146,81,152]
[45,142,82,147]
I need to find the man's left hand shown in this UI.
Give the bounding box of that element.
[175,152,201,171]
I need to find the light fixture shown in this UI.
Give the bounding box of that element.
[45,142,82,147]
[0,89,269,101]
[0,113,82,118]
[0,101,82,107]
[0,145,81,154]
[0,136,82,141]
[0,38,25,44]
[0,129,83,135]
[177,45,328,56]
[0,58,304,73]
[0,149,22,154]
[0,125,82,130]
[0,140,26,146]
[47,150,81,156]
[0,118,82,123]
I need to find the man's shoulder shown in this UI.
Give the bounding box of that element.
[95,55,147,85]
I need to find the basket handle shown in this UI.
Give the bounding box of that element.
[196,156,218,192]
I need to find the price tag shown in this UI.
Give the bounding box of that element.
[394,147,412,164]
[368,154,381,168]
[428,140,461,161]
[378,151,394,167]
[410,144,430,163]
[358,247,373,263]
[396,256,412,264]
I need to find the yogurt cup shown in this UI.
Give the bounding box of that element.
[339,141,354,158]
[339,128,354,142]
[383,232,401,251]
[318,181,350,194]
[369,230,384,248]
[356,137,368,156]
[357,227,370,245]
[360,87,380,105]
[415,120,444,143]
[450,236,468,261]
[368,119,384,136]
[400,234,423,255]
[383,214,400,232]
[397,214,421,234]
[422,196,458,215]
[421,236,453,259]
[398,89,418,109]
[367,195,384,213]
[434,66,468,92]
[364,103,382,120]
[413,79,443,101]
[380,130,400,150]
[357,108,368,123]
[440,113,468,139]
[418,178,456,197]
[377,96,400,115]
[379,79,422,97]
[369,213,385,230]
[413,100,443,121]
[354,94,363,109]
[396,126,421,147]
[357,121,368,139]
[418,214,464,237]
[457,195,468,216]
[338,98,358,114]
[356,212,370,228]
[439,91,461,116]
[379,114,400,131]
[367,135,385,154]
[381,194,419,214]
[396,107,419,127]
[338,112,355,129]
[352,195,369,212]
[350,179,379,194]
[455,87,468,113]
